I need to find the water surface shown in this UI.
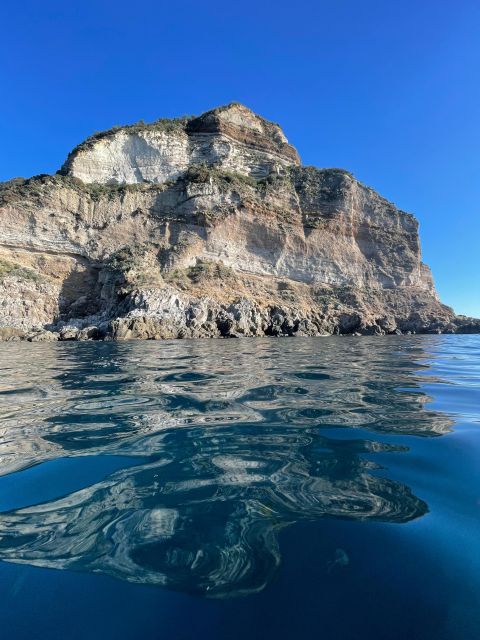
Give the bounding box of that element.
[0,336,478,639]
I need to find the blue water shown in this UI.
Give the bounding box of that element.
[0,336,478,639]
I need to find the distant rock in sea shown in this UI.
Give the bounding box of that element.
[0,102,478,340]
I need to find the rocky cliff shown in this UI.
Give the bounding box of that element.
[0,103,477,341]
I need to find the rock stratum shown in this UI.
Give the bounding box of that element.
[0,103,478,341]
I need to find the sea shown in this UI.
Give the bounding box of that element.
[0,335,478,639]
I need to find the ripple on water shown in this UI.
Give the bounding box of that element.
[0,336,477,597]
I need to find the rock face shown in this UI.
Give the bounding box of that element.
[0,102,477,341]
[60,103,300,184]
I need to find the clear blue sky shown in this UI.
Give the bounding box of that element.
[1,1,479,316]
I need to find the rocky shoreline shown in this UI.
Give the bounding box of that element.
[1,288,478,342]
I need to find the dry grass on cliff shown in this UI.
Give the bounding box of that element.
[0,259,43,284]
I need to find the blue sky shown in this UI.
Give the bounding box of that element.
[1,0,479,316]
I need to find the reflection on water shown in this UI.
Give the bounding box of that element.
[0,337,465,597]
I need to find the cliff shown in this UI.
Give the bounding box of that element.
[0,103,477,341]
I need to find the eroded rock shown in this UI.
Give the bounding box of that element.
[0,103,477,340]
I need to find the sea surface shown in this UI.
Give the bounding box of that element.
[0,335,478,639]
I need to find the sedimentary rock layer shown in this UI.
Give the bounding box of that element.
[60,103,300,185]
[0,103,477,341]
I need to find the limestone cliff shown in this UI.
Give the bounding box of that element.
[60,103,299,184]
[0,103,477,341]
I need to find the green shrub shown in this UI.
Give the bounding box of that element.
[182,165,258,191]
[164,259,235,288]
[187,259,234,283]
[0,259,44,284]
[0,173,171,206]
[107,244,149,274]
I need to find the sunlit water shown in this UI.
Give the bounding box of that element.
[0,336,478,639]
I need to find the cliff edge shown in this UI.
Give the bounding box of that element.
[0,103,478,341]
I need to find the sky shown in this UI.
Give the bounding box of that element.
[1,0,479,316]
